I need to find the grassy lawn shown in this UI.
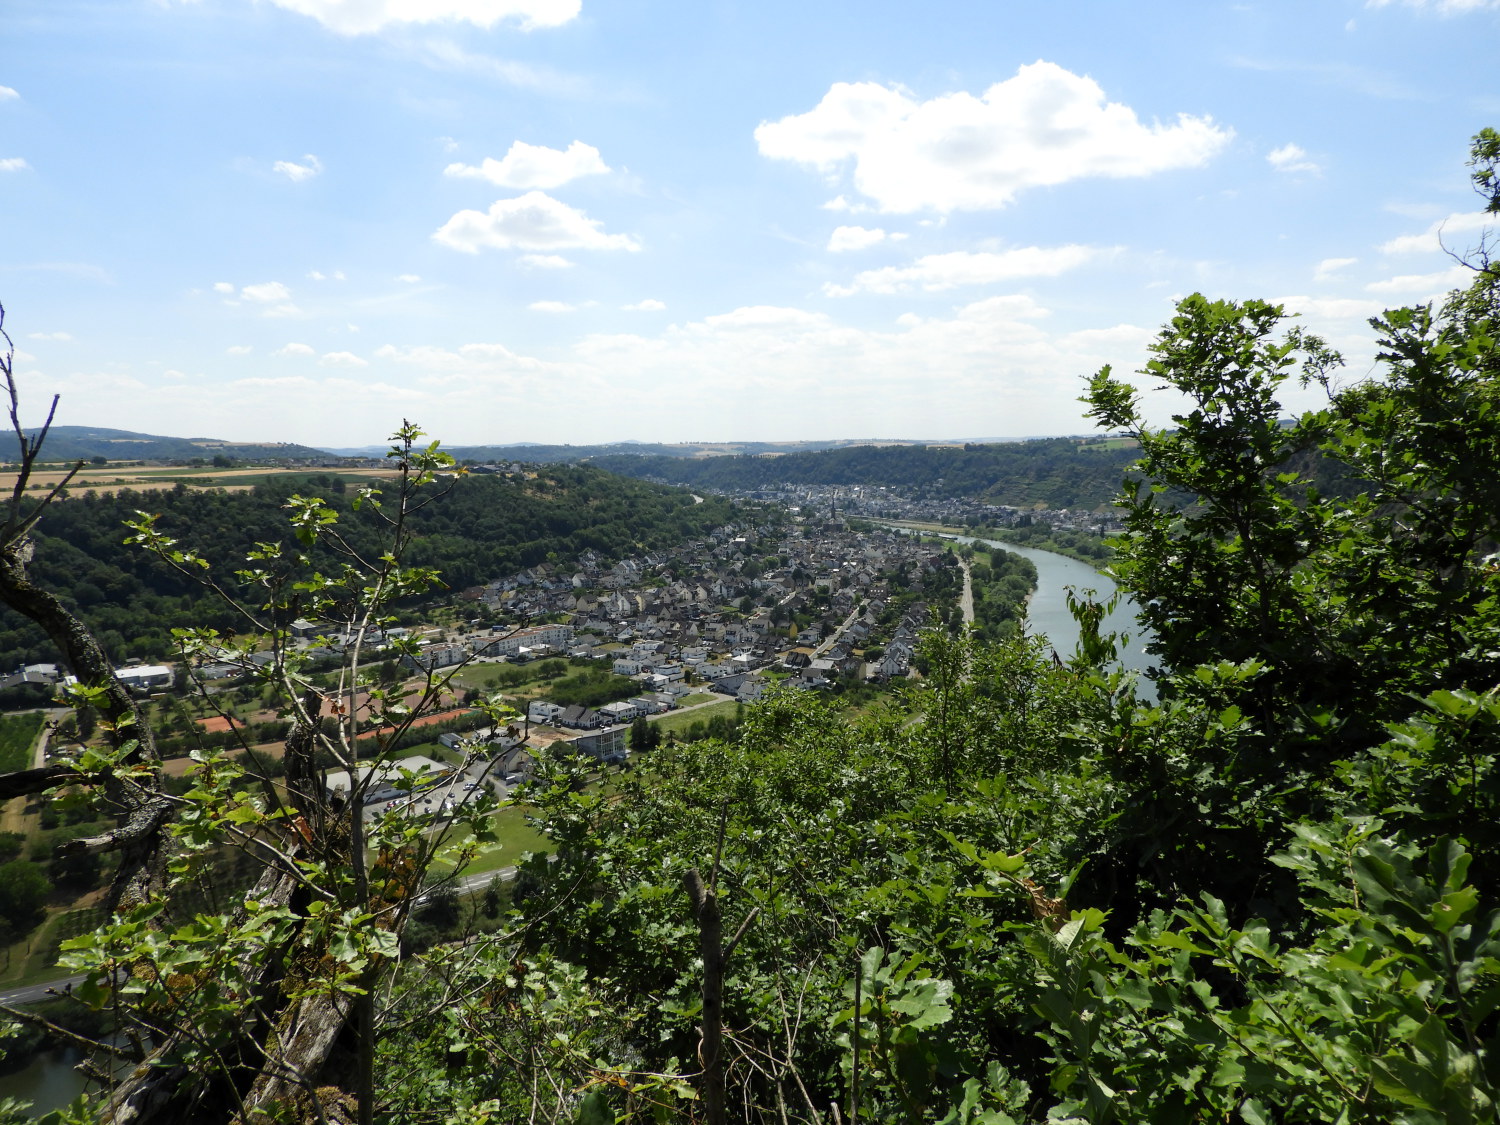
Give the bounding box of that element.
[428,800,553,877]
[651,700,739,737]
[678,692,718,706]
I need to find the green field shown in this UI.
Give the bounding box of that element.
[0,710,45,773]
[650,699,739,737]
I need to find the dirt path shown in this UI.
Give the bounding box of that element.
[959,557,975,625]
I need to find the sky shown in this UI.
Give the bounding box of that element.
[2,0,1498,449]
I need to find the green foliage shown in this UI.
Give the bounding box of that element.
[0,858,50,945]
[1027,824,1499,1124]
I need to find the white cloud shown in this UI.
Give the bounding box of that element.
[528,300,576,313]
[1379,210,1497,254]
[0,87,18,101]
[433,191,641,253]
[27,331,72,341]
[519,253,574,269]
[307,269,346,281]
[242,281,292,303]
[1278,295,1388,320]
[1366,0,1500,12]
[262,0,581,34]
[227,345,254,356]
[264,304,304,318]
[444,140,609,189]
[828,226,888,252]
[825,245,1102,296]
[213,281,236,294]
[321,350,368,368]
[1267,143,1320,174]
[1314,257,1358,280]
[0,157,30,173]
[1365,265,1474,294]
[623,299,667,311]
[276,342,316,357]
[396,273,422,283]
[273,154,322,182]
[755,61,1232,213]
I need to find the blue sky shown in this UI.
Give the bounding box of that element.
[3,0,1497,448]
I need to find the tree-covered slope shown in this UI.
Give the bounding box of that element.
[15,425,334,463]
[0,466,735,666]
[590,438,1140,508]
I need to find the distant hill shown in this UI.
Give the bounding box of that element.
[441,438,1018,463]
[21,426,336,463]
[588,438,1142,510]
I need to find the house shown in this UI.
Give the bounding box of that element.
[557,704,603,730]
[598,700,639,724]
[736,678,768,703]
[613,658,644,677]
[115,664,174,691]
[528,700,565,725]
[565,725,628,764]
[403,642,468,672]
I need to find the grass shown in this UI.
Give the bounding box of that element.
[428,801,552,877]
[651,700,739,737]
[0,711,45,773]
[678,692,718,706]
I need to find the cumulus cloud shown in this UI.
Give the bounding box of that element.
[755,61,1232,213]
[825,245,1101,296]
[0,86,18,100]
[274,154,322,182]
[275,342,316,357]
[828,226,889,252]
[519,253,574,269]
[1365,265,1473,294]
[396,274,422,283]
[320,351,368,367]
[1314,257,1358,280]
[433,191,641,253]
[1267,143,1320,174]
[623,299,667,311]
[1278,295,1389,321]
[528,300,576,313]
[242,281,292,303]
[307,269,346,281]
[261,0,580,34]
[0,157,30,173]
[227,345,254,356]
[213,281,236,294]
[444,140,609,189]
[1379,210,1497,254]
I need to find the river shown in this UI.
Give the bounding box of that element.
[921,531,1154,679]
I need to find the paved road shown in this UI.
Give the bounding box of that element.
[959,557,975,625]
[0,975,86,1007]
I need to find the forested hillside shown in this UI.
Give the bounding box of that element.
[0,466,735,666]
[11,426,333,463]
[590,438,1139,509]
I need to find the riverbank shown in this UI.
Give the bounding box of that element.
[880,519,1113,570]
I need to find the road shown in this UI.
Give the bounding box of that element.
[959,557,975,625]
[0,975,87,1007]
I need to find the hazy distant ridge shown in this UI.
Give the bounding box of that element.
[22,426,336,463]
